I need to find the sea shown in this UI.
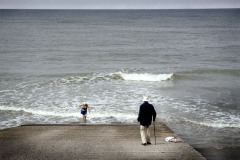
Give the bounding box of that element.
[0,9,240,159]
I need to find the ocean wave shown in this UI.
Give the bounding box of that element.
[0,105,136,120]
[0,105,137,129]
[0,106,79,118]
[49,72,174,84]
[1,105,240,129]
[181,118,240,128]
[118,72,173,82]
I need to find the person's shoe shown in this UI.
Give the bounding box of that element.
[147,142,151,145]
[141,143,147,146]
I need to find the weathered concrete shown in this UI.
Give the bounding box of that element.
[0,123,206,160]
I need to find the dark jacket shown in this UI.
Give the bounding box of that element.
[137,101,157,126]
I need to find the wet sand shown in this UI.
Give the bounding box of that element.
[0,123,206,160]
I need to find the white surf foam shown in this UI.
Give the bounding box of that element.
[118,72,173,81]
[0,105,137,121]
[0,106,80,118]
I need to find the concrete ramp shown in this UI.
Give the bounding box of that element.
[0,123,206,160]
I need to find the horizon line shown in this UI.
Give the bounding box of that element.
[0,7,240,10]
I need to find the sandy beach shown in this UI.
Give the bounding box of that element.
[0,122,206,160]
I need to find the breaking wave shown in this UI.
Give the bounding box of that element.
[118,72,173,81]
[51,72,174,84]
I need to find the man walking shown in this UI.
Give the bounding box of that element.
[137,97,157,146]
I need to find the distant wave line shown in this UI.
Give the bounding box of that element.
[182,118,240,129]
[178,69,240,76]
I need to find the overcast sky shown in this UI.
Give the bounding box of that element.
[0,0,240,9]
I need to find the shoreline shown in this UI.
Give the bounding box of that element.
[0,123,205,160]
